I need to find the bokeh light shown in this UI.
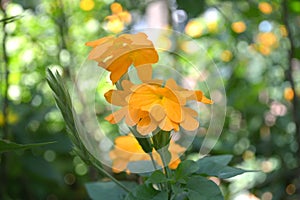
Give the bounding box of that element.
[258,2,273,14]
[185,20,203,37]
[80,0,95,11]
[231,21,247,33]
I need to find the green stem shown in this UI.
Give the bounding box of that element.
[149,153,158,171]
[148,153,164,191]
[159,151,172,200]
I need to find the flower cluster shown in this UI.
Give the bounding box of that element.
[86,32,212,172]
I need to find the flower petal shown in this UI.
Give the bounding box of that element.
[187,90,213,104]
[87,40,114,60]
[149,104,166,122]
[112,158,128,173]
[132,48,159,66]
[180,110,199,131]
[104,90,127,106]
[105,107,127,124]
[136,64,153,82]
[159,117,178,131]
[85,36,114,47]
[137,116,157,135]
[162,97,182,123]
[107,54,132,84]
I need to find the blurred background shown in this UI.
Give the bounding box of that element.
[1,0,300,199]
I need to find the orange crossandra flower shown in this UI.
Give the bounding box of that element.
[107,3,132,25]
[86,33,159,84]
[104,65,213,135]
[105,3,132,34]
[109,134,186,173]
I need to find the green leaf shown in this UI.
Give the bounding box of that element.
[196,155,253,179]
[46,69,81,146]
[172,184,186,196]
[146,170,169,184]
[151,192,168,200]
[47,69,105,170]
[125,184,168,200]
[85,181,137,200]
[216,167,250,179]
[198,155,233,166]
[0,139,55,153]
[175,160,199,183]
[186,176,224,200]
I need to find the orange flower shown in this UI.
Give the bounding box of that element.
[109,134,186,173]
[105,3,132,34]
[107,3,132,25]
[86,33,159,84]
[104,65,213,135]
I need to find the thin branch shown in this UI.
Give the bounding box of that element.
[282,0,300,197]
[1,0,9,140]
[0,15,22,23]
[56,0,71,79]
[282,0,300,150]
[0,1,10,198]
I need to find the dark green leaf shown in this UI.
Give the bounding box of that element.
[146,170,169,184]
[175,160,199,182]
[85,181,137,200]
[197,155,253,179]
[152,192,168,200]
[198,155,233,166]
[186,176,224,200]
[0,139,55,153]
[125,184,168,200]
[217,167,250,179]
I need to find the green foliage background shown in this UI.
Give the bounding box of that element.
[0,0,300,199]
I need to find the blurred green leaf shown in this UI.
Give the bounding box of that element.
[176,0,205,18]
[21,154,63,183]
[289,1,300,13]
[0,139,55,153]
